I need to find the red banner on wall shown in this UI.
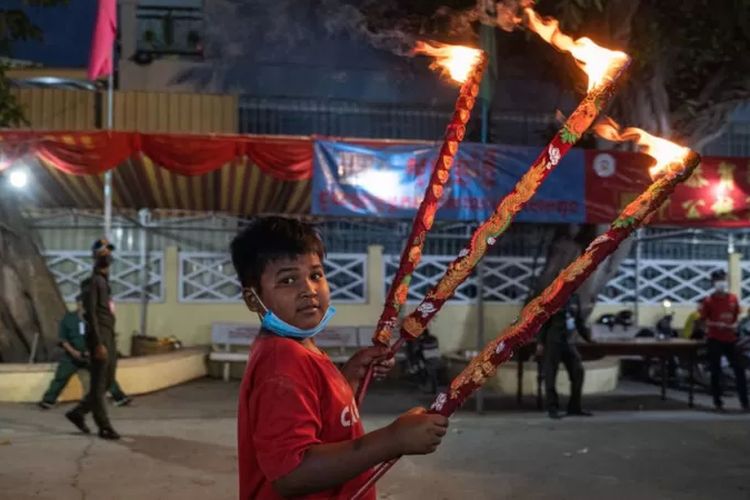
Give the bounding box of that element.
[586,150,750,227]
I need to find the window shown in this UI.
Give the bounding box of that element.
[136,1,204,58]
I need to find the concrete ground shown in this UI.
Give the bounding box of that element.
[1,378,749,500]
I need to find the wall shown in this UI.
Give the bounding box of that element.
[9,88,238,133]
[0,348,208,403]
[102,245,720,357]
[12,88,97,129]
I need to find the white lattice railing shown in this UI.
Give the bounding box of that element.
[740,262,750,303]
[385,254,738,305]
[383,255,545,304]
[482,256,545,303]
[44,251,164,303]
[599,258,726,305]
[383,254,476,303]
[178,252,368,303]
[43,249,748,307]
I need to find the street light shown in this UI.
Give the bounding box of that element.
[8,168,29,189]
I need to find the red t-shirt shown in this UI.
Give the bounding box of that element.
[237,334,375,500]
[699,292,739,342]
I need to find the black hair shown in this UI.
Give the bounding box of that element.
[230,216,326,289]
[711,269,727,281]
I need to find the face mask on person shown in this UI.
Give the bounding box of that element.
[249,288,336,339]
[714,280,728,293]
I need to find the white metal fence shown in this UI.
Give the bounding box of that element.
[599,259,725,305]
[385,255,740,305]
[382,255,544,304]
[178,252,368,304]
[43,249,747,306]
[44,251,164,303]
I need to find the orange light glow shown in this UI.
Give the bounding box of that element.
[524,8,628,91]
[413,41,482,84]
[594,117,691,178]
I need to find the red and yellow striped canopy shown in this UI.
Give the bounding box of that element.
[0,131,313,215]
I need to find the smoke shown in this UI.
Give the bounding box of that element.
[318,0,501,57]
[487,0,535,32]
[319,0,417,56]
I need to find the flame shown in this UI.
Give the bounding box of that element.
[414,41,482,83]
[523,8,627,91]
[594,117,691,178]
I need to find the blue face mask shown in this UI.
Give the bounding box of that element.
[260,306,336,339]
[250,288,336,339]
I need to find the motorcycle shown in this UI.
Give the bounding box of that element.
[596,309,634,333]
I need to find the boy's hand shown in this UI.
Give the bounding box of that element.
[388,407,448,455]
[341,346,395,387]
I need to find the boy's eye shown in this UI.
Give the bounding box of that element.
[311,271,325,280]
[279,276,296,285]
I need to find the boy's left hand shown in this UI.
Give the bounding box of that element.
[342,346,395,386]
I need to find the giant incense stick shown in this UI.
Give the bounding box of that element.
[353,140,700,500]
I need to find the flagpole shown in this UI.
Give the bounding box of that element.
[104,67,113,239]
[90,0,117,237]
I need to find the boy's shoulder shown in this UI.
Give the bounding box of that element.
[248,335,322,378]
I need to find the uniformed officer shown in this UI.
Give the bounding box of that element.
[39,294,132,409]
[537,294,594,419]
[65,239,121,440]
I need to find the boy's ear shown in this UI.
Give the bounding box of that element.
[242,287,262,313]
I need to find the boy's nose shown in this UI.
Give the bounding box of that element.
[300,279,317,295]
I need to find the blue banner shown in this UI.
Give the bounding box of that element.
[313,140,585,222]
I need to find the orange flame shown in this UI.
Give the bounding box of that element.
[523,8,627,91]
[414,41,482,84]
[594,117,690,178]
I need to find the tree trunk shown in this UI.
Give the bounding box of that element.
[532,223,634,324]
[575,226,635,321]
[0,194,65,362]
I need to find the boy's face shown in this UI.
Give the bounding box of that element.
[247,253,330,330]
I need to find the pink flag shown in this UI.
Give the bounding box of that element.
[87,0,117,81]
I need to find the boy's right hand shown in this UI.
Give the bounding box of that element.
[388,407,448,456]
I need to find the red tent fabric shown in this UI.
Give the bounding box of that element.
[0,131,313,215]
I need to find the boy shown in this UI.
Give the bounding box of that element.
[232,217,448,499]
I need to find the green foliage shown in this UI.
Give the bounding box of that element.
[0,64,26,127]
[0,0,68,127]
[537,0,750,122]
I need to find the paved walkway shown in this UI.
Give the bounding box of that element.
[1,378,748,499]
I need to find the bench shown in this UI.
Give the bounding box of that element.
[209,323,260,381]
[209,323,377,381]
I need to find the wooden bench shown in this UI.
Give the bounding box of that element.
[209,323,376,381]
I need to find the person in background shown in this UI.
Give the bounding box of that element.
[39,295,132,409]
[682,309,706,340]
[537,294,594,419]
[405,328,442,394]
[64,239,121,440]
[699,269,748,411]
